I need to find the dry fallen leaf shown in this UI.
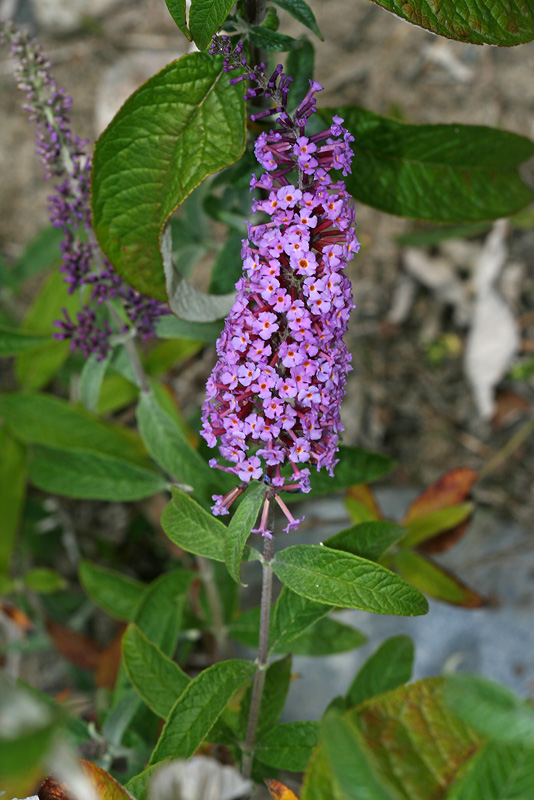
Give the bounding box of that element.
[265,779,300,800]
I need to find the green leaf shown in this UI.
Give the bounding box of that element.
[303,678,482,800]
[161,488,226,561]
[0,391,148,465]
[394,548,485,607]
[321,712,399,800]
[92,52,246,300]
[304,446,396,497]
[10,226,63,287]
[325,521,407,562]
[346,636,414,707]
[446,741,534,800]
[319,107,534,223]
[143,338,202,376]
[271,0,323,39]
[0,427,26,573]
[97,374,138,415]
[238,655,292,741]
[149,659,255,764]
[189,0,236,50]
[209,231,243,295]
[256,721,319,771]
[162,226,236,322]
[249,26,302,50]
[284,617,366,657]
[134,569,193,655]
[0,327,51,356]
[270,586,330,654]
[79,351,111,413]
[22,568,66,594]
[79,561,146,621]
[155,314,223,342]
[446,674,534,748]
[137,388,213,491]
[126,763,165,800]
[122,624,190,719]
[165,0,191,39]
[286,37,315,113]
[15,269,79,389]
[27,444,167,501]
[271,545,428,616]
[401,503,473,547]
[368,0,534,46]
[224,483,265,584]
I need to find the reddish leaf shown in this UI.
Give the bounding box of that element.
[403,468,477,525]
[345,484,383,524]
[46,620,104,671]
[96,626,125,690]
[1,601,33,631]
[418,519,471,554]
[265,778,300,800]
[38,777,72,800]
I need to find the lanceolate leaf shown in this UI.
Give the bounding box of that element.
[238,656,292,741]
[257,721,320,772]
[403,468,478,524]
[249,26,302,51]
[270,0,323,40]
[286,446,395,500]
[368,0,534,46]
[401,503,474,548]
[79,561,146,621]
[0,427,26,573]
[346,636,414,708]
[394,548,485,607]
[271,545,428,616]
[92,53,246,300]
[284,617,366,657]
[165,0,191,39]
[446,741,534,800]
[122,624,190,719]
[189,0,237,50]
[80,760,136,800]
[325,521,406,562]
[270,587,331,653]
[319,107,534,223]
[224,482,265,584]
[149,659,255,764]
[27,445,167,501]
[0,327,50,355]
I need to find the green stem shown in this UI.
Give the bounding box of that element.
[242,532,274,779]
[196,554,230,662]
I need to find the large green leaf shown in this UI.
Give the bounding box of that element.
[27,445,167,501]
[446,741,534,800]
[271,545,428,616]
[149,659,255,764]
[319,106,534,222]
[237,655,292,741]
[0,391,147,465]
[346,636,414,707]
[269,586,330,653]
[122,624,190,719]
[303,678,483,800]
[446,674,534,748]
[165,0,191,39]
[256,721,320,772]
[224,482,265,584]
[368,0,534,46]
[284,617,366,657]
[137,389,213,491]
[189,0,236,50]
[161,488,262,563]
[0,427,26,573]
[15,269,80,389]
[0,327,50,356]
[92,52,245,300]
[79,561,146,621]
[321,712,399,800]
[325,520,406,562]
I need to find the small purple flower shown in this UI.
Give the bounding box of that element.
[202,37,359,535]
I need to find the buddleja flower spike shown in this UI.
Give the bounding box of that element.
[201,37,359,535]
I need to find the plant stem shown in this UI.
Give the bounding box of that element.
[242,532,274,780]
[196,554,229,662]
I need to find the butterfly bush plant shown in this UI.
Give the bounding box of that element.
[1,1,534,798]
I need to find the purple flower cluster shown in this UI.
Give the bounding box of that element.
[201,39,358,535]
[1,21,168,360]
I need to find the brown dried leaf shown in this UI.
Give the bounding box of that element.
[46,620,104,672]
